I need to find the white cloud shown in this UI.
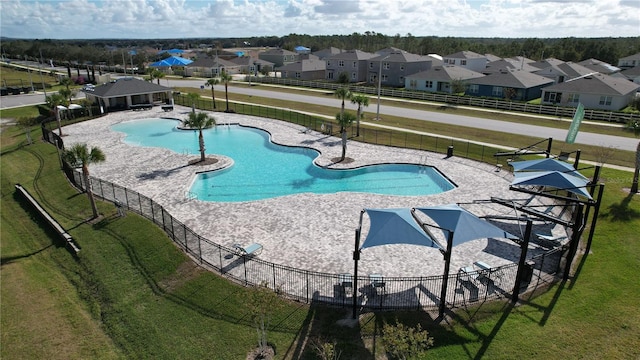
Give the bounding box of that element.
[0,0,637,39]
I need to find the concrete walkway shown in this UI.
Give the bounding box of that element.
[63,106,568,277]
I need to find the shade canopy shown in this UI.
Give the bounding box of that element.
[511,171,592,199]
[149,59,172,67]
[510,158,575,173]
[414,204,516,247]
[360,208,439,250]
[149,56,192,67]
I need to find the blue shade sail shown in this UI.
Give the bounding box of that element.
[414,204,517,248]
[511,171,592,199]
[361,208,439,250]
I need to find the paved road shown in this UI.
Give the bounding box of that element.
[165,78,638,152]
[1,74,635,152]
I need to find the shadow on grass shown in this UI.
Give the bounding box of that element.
[601,192,640,222]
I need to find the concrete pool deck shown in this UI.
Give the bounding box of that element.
[63,105,566,277]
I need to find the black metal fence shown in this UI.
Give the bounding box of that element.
[42,117,565,312]
[251,77,640,124]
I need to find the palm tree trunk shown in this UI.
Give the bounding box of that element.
[56,107,63,137]
[341,130,347,161]
[199,130,206,162]
[83,167,99,219]
[356,105,362,137]
[225,83,229,112]
[631,141,640,193]
[211,88,217,109]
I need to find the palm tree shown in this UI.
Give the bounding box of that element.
[183,112,215,163]
[63,143,105,219]
[219,70,233,112]
[205,78,220,110]
[46,93,66,136]
[59,77,74,104]
[187,92,200,114]
[350,93,370,137]
[335,111,357,161]
[146,67,156,83]
[334,86,352,122]
[154,69,165,85]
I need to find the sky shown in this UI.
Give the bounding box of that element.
[0,0,638,40]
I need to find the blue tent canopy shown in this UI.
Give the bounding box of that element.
[510,158,573,173]
[414,204,516,247]
[149,59,172,67]
[511,171,592,199]
[149,56,192,67]
[360,208,439,250]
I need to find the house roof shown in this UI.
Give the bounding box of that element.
[619,52,640,61]
[326,49,376,61]
[312,47,345,59]
[443,50,485,59]
[375,47,406,55]
[277,59,326,72]
[85,77,171,98]
[620,65,640,78]
[371,51,435,63]
[484,53,502,62]
[149,56,192,67]
[484,59,539,74]
[407,65,486,81]
[529,57,565,69]
[186,56,237,68]
[470,69,554,88]
[533,62,596,80]
[578,58,621,74]
[542,72,640,96]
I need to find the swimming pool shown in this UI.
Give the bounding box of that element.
[112,118,455,202]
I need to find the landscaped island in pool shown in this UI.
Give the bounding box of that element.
[112,118,455,202]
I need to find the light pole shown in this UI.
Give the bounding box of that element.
[375,55,390,120]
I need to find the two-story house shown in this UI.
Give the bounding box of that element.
[618,52,640,69]
[442,51,487,72]
[278,57,326,80]
[258,48,298,67]
[368,51,442,87]
[325,50,376,83]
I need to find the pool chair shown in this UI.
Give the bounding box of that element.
[233,243,263,257]
[369,273,385,296]
[338,273,353,297]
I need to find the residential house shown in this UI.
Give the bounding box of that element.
[230,57,274,75]
[278,58,326,80]
[532,62,596,84]
[184,57,240,77]
[618,52,640,69]
[82,77,172,112]
[325,50,376,83]
[528,57,565,70]
[465,69,554,101]
[258,48,298,67]
[368,51,442,87]
[578,58,621,75]
[405,65,485,93]
[540,72,640,111]
[442,51,487,72]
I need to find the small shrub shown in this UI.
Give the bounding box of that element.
[381,321,434,360]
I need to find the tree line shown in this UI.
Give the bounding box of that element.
[1,34,638,68]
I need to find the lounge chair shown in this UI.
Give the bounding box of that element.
[369,273,385,296]
[233,243,263,256]
[338,273,353,297]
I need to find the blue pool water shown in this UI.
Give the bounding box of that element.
[112,118,455,202]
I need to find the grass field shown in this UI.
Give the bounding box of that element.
[1,102,639,358]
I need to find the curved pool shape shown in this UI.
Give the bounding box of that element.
[112,118,455,202]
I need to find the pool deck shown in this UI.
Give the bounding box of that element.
[63,106,566,277]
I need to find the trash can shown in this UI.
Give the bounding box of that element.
[521,260,534,285]
[447,145,454,158]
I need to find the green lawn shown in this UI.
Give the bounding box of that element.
[1,107,639,359]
